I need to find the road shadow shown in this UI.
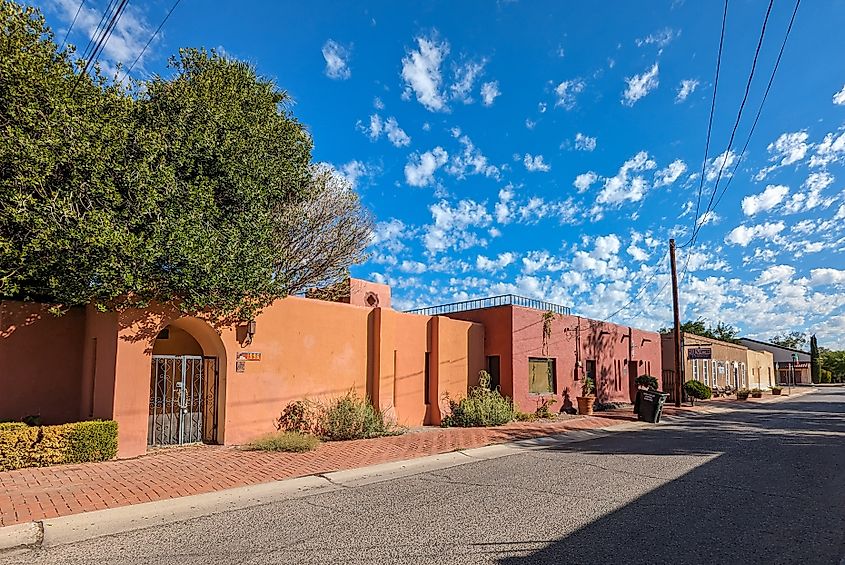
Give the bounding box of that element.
[497,392,845,564]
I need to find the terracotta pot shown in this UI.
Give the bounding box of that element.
[772,389,782,395]
[751,392,762,398]
[577,396,595,415]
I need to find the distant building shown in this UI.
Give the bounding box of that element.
[737,338,812,385]
[661,332,775,399]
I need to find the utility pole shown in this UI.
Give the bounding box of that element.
[670,238,683,407]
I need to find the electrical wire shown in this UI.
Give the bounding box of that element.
[118,0,183,83]
[68,0,129,97]
[59,0,85,52]
[685,0,729,249]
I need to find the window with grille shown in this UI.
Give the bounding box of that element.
[529,358,556,394]
[703,360,710,386]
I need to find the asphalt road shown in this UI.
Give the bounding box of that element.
[11,387,845,565]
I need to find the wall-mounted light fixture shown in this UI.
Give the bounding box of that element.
[245,319,257,345]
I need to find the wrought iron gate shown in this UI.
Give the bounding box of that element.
[148,355,219,446]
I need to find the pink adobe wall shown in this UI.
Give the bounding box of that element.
[349,278,391,309]
[445,306,514,397]
[0,301,86,424]
[428,316,485,425]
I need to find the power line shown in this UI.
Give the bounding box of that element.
[684,0,775,249]
[118,0,183,83]
[68,0,130,98]
[712,0,802,211]
[77,0,118,63]
[59,0,85,52]
[684,0,729,249]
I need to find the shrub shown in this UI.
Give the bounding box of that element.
[246,431,320,453]
[0,422,28,431]
[0,420,117,471]
[513,410,537,422]
[534,397,557,419]
[683,380,712,404]
[277,400,325,436]
[736,388,750,400]
[322,390,394,441]
[442,372,514,427]
[636,375,659,390]
[580,376,595,397]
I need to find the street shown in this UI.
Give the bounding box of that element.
[10,388,845,565]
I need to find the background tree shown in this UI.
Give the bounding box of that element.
[770,331,808,351]
[0,4,370,319]
[659,318,740,343]
[810,335,820,384]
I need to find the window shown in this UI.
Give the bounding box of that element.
[692,360,699,381]
[585,360,596,383]
[529,358,556,394]
[703,360,710,386]
[740,363,746,387]
[768,367,772,386]
[487,356,501,391]
[712,361,718,387]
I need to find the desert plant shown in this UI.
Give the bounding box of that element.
[0,420,117,471]
[277,400,324,436]
[736,388,750,400]
[580,376,595,397]
[245,431,320,453]
[322,390,394,441]
[636,375,659,390]
[771,386,782,395]
[683,380,712,405]
[534,397,558,419]
[442,372,515,427]
[513,409,537,422]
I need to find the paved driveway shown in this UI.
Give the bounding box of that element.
[10,388,844,564]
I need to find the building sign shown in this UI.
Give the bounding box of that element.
[237,351,262,362]
[687,347,712,360]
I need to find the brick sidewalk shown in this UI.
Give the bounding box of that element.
[1,389,809,528]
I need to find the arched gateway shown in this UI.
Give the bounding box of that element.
[147,318,224,446]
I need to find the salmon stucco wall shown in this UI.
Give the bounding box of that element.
[429,316,485,425]
[446,306,514,397]
[0,301,86,424]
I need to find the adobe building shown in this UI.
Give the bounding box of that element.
[412,295,663,414]
[661,332,776,397]
[0,279,484,459]
[737,338,812,385]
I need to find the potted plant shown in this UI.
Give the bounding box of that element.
[771,386,782,396]
[682,380,712,406]
[736,388,750,401]
[750,388,763,398]
[577,377,595,415]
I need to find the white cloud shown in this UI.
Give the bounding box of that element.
[322,39,352,80]
[596,151,656,205]
[495,186,515,224]
[370,219,407,259]
[401,35,449,112]
[480,81,501,106]
[653,159,687,187]
[756,131,810,179]
[809,131,845,168]
[400,260,428,274]
[523,153,550,172]
[741,184,789,216]
[446,129,500,180]
[451,59,486,103]
[636,28,679,48]
[574,171,598,193]
[373,97,385,110]
[574,133,597,152]
[808,268,845,286]
[725,221,785,247]
[525,119,537,130]
[675,79,699,103]
[337,160,378,189]
[783,171,835,214]
[757,264,795,285]
[627,243,650,262]
[384,117,411,147]
[622,63,659,106]
[476,252,515,272]
[593,234,621,260]
[705,150,738,182]
[833,84,845,105]
[554,79,585,110]
[404,147,448,187]
[424,199,492,255]
[363,114,382,140]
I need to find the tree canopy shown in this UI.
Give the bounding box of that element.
[0,2,371,319]
[769,331,808,351]
[659,318,741,344]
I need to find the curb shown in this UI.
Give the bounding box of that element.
[0,420,649,553]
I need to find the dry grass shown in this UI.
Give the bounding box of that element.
[245,431,321,453]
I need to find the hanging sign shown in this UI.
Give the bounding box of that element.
[687,347,712,360]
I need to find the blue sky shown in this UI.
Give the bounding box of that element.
[36,0,845,347]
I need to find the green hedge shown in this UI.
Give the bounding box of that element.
[0,420,118,472]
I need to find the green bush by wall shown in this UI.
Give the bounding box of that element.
[0,420,118,472]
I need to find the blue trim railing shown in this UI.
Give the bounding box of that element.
[405,294,571,316]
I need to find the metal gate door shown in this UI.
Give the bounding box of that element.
[148,355,219,446]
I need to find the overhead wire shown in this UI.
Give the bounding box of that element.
[118,0,183,83]
[58,0,85,52]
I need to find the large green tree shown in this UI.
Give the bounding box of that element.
[770,331,808,351]
[1,2,370,319]
[659,318,740,344]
